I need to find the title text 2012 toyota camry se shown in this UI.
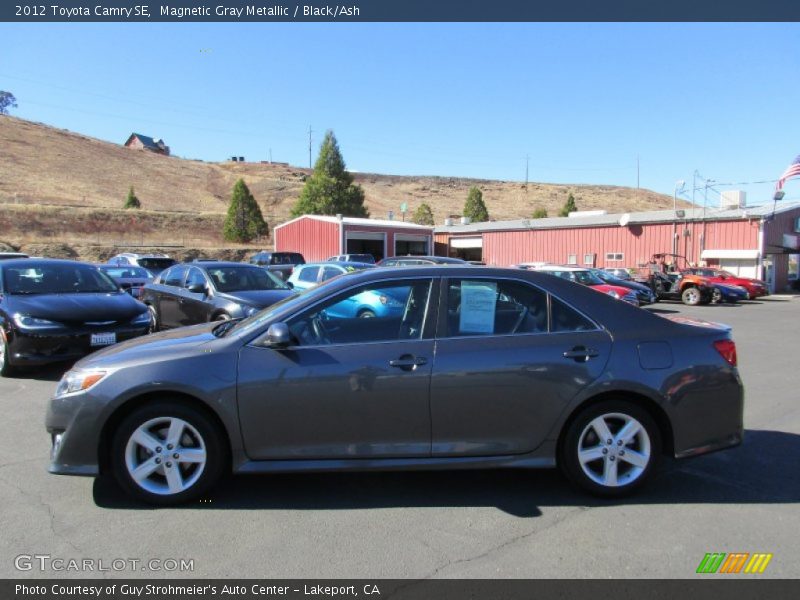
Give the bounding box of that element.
[46,266,744,504]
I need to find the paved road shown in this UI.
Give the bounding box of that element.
[1,297,798,579]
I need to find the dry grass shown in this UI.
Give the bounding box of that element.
[0,115,686,246]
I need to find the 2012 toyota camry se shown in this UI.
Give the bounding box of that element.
[46,266,744,504]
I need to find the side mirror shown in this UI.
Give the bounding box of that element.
[285,281,294,289]
[187,282,206,294]
[265,322,292,348]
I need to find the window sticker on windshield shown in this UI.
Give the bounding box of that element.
[459,281,497,334]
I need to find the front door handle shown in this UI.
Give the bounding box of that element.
[389,354,427,370]
[563,346,599,362]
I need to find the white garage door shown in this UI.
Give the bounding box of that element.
[718,259,758,280]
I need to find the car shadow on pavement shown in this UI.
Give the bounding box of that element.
[92,429,800,517]
[7,363,69,382]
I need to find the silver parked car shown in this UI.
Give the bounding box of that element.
[46,266,744,505]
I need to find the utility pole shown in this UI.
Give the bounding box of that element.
[636,155,640,189]
[525,155,529,189]
[308,126,313,169]
[269,148,272,164]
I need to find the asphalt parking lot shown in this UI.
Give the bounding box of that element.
[1,296,798,579]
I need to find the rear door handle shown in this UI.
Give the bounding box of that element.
[563,346,599,362]
[389,355,427,370]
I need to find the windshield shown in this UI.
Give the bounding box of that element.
[347,254,375,264]
[206,266,290,292]
[3,264,120,294]
[101,266,150,279]
[137,258,177,271]
[271,253,304,265]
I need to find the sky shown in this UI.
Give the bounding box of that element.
[2,22,799,206]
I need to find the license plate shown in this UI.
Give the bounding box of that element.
[90,332,116,347]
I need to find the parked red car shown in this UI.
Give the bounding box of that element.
[684,268,768,299]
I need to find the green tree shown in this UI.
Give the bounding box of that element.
[0,91,17,115]
[412,202,435,226]
[223,179,268,243]
[532,207,548,219]
[291,131,368,218]
[123,186,141,209]
[559,193,577,217]
[463,187,489,222]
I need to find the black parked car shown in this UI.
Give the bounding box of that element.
[47,266,743,504]
[142,262,295,331]
[97,264,152,300]
[0,259,150,375]
[249,251,306,281]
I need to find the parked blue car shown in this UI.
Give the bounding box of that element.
[325,285,410,319]
[713,283,749,304]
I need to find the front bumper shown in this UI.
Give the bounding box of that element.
[8,325,148,367]
[46,389,105,476]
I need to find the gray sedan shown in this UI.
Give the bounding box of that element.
[46,267,744,505]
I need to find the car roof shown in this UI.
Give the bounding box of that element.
[385,256,466,263]
[298,261,375,268]
[533,265,587,272]
[183,261,261,269]
[0,258,90,267]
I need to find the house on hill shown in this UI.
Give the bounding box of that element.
[124,133,170,156]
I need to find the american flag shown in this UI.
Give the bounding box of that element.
[776,155,800,191]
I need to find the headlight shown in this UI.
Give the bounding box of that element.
[13,314,61,330]
[55,370,108,398]
[606,290,620,299]
[131,310,151,325]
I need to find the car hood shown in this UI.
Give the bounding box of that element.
[75,322,221,369]
[6,292,146,322]
[590,284,632,297]
[216,289,295,308]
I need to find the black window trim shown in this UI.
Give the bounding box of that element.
[248,275,440,349]
[436,275,601,341]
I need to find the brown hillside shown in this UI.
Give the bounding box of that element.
[0,115,685,242]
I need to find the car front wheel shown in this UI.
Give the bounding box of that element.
[111,402,225,505]
[559,400,661,497]
[0,330,15,377]
[681,287,701,306]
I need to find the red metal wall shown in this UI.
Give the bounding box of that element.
[450,218,760,268]
[274,218,340,262]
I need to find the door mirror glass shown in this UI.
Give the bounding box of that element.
[187,282,206,294]
[265,322,292,347]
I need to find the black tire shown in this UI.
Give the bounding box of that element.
[357,309,376,319]
[559,400,662,497]
[111,401,225,505]
[681,286,701,306]
[147,305,159,333]
[0,330,16,377]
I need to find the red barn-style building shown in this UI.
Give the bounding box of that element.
[123,133,170,156]
[274,215,434,262]
[435,202,800,293]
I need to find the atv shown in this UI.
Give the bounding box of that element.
[638,253,714,306]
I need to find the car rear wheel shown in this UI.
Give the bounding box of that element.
[111,402,225,505]
[560,400,661,497]
[681,286,701,306]
[711,288,723,304]
[0,330,15,377]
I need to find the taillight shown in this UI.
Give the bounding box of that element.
[713,339,737,366]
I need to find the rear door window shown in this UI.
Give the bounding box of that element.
[298,266,321,283]
[162,266,187,287]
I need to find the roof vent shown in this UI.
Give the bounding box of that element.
[460,216,471,225]
[444,218,453,226]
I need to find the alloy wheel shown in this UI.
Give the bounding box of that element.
[576,412,651,488]
[124,417,207,496]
